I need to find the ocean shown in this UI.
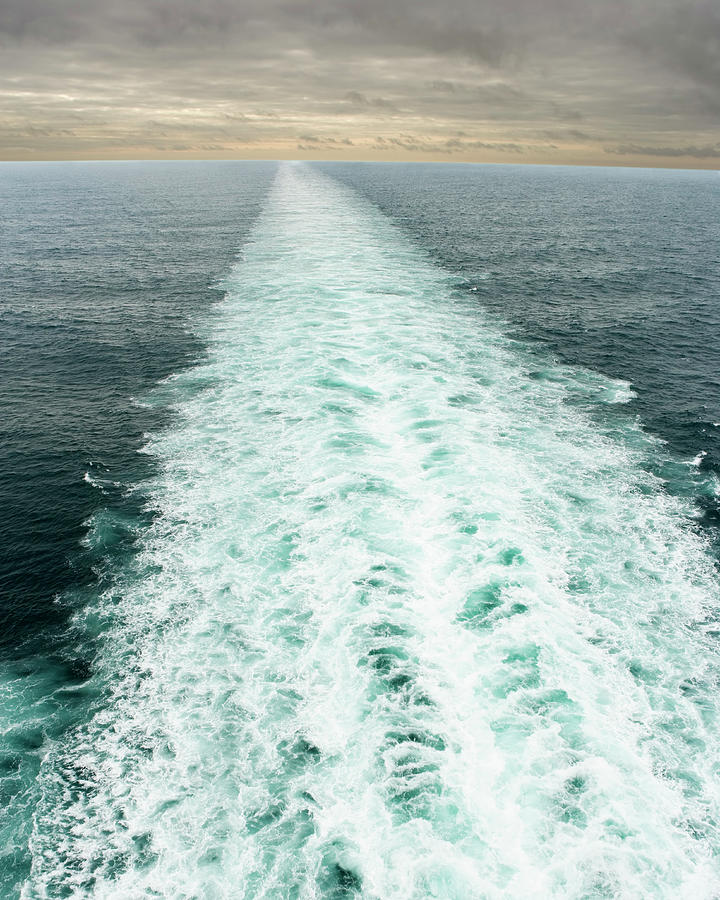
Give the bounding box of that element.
[1,160,719,898]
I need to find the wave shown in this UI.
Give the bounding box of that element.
[21,164,720,899]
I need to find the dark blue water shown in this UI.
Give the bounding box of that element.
[0,161,276,653]
[0,161,276,892]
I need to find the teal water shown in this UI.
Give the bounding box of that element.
[3,163,720,897]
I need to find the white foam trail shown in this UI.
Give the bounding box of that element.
[24,164,720,899]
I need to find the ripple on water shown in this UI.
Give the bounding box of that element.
[17,163,720,899]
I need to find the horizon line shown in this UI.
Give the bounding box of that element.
[1,156,718,173]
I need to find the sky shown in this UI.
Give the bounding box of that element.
[1,0,719,166]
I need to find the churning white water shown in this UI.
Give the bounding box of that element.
[24,164,720,898]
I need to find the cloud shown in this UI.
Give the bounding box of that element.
[343,91,397,110]
[0,0,511,61]
[606,143,720,158]
[626,2,720,92]
[0,0,718,162]
[298,133,354,147]
[542,128,595,142]
[430,80,456,93]
[366,134,529,155]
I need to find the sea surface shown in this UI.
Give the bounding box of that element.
[1,160,720,898]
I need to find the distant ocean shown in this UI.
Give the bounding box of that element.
[1,160,719,898]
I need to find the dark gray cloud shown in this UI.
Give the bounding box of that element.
[0,0,718,161]
[606,142,720,158]
[344,92,397,111]
[626,2,720,91]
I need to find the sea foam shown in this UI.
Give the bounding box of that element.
[23,164,720,899]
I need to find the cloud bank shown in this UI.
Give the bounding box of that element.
[0,0,718,164]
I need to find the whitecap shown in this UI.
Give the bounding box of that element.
[24,163,720,900]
